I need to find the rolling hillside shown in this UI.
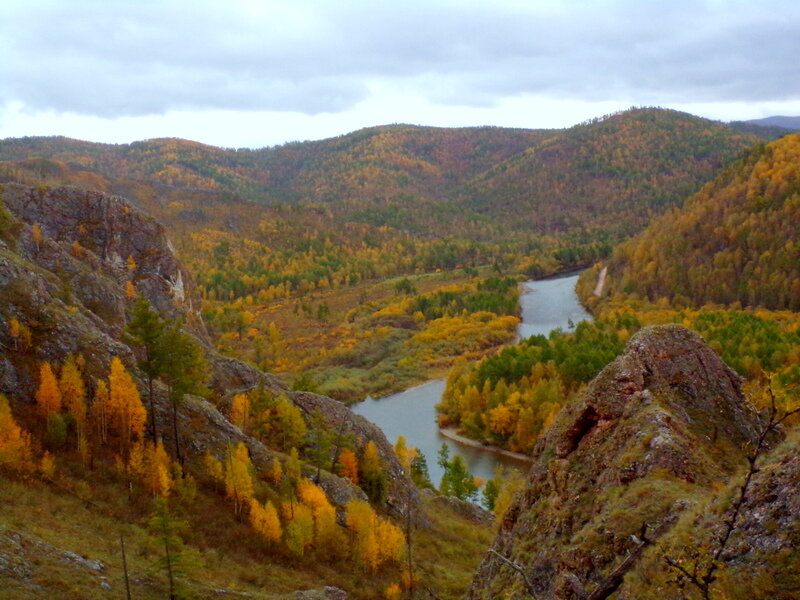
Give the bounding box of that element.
[457,108,758,242]
[0,109,758,247]
[601,133,800,310]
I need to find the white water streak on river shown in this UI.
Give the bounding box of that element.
[351,273,591,487]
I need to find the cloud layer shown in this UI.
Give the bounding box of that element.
[3,0,800,119]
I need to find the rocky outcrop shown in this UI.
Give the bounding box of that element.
[627,431,800,599]
[0,182,419,519]
[0,527,110,594]
[470,325,767,600]
[1,183,200,327]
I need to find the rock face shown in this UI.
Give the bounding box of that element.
[0,182,419,517]
[625,430,800,600]
[470,325,766,600]
[0,183,199,393]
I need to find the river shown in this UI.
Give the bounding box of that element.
[351,272,592,488]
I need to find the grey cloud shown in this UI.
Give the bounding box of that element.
[2,0,800,117]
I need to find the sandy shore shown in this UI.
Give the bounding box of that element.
[439,428,533,463]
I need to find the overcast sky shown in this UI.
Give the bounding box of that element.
[1,0,799,149]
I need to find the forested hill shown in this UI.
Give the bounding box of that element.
[601,132,800,310]
[0,125,553,209]
[456,108,759,241]
[0,108,758,246]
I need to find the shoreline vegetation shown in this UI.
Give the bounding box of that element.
[439,427,533,463]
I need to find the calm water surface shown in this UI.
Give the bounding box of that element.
[351,273,592,487]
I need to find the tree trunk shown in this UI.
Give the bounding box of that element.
[170,387,182,465]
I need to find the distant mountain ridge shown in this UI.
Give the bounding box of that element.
[0,109,759,252]
[743,115,800,130]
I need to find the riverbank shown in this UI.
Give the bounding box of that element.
[439,428,533,463]
[353,273,589,484]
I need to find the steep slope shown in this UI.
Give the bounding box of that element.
[627,430,800,599]
[469,325,766,599]
[0,182,462,598]
[0,181,417,513]
[458,108,758,241]
[602,133,800,309]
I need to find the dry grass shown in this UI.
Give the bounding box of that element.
[0,462,494,600]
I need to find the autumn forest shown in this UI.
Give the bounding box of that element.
[1,107,800,600]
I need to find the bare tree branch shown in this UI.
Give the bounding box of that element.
[663,375,796,600]
[488,548,538,598]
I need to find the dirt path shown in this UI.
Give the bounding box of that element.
[593,266,608,296]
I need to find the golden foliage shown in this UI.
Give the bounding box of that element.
[59,356,87,440]
[39,451,56,480]
[394,435,419,473]
[284,502,314,557]
[385,583,401,600]
[204,451,224,484]
[267,457,283,484]
[91,379,110,445]
[35,362,61,419]
[345,499,405,572]
[31,222,43,249]
[139,440,173,497]
[8,318,31,351]
[337,448,359,484]
[0,394,32,471]
[125,280,137,300]
[230,393,250,432]
[249,498,282,544]
[224,442,254,515]
[108,357,146,452]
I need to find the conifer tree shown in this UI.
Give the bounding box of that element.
[125,281,137,301]
[35,362,61,419]
[224,443,254,516]
[286,446,302,483]
[59,356,87,445]
[437,444,478,501]
[360,440,388,504]
[258,394,306,452]
[0,394,32,471]
[148,498,197,600]
[338,448,359,484]
[108,357,147,457]
[267,457,283,484]
[230,393,250,432]
[157,320,208,464]
[91,380,110,445]
[305,410,335,482]
[123,298,166,441]
[249,498,282,544]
